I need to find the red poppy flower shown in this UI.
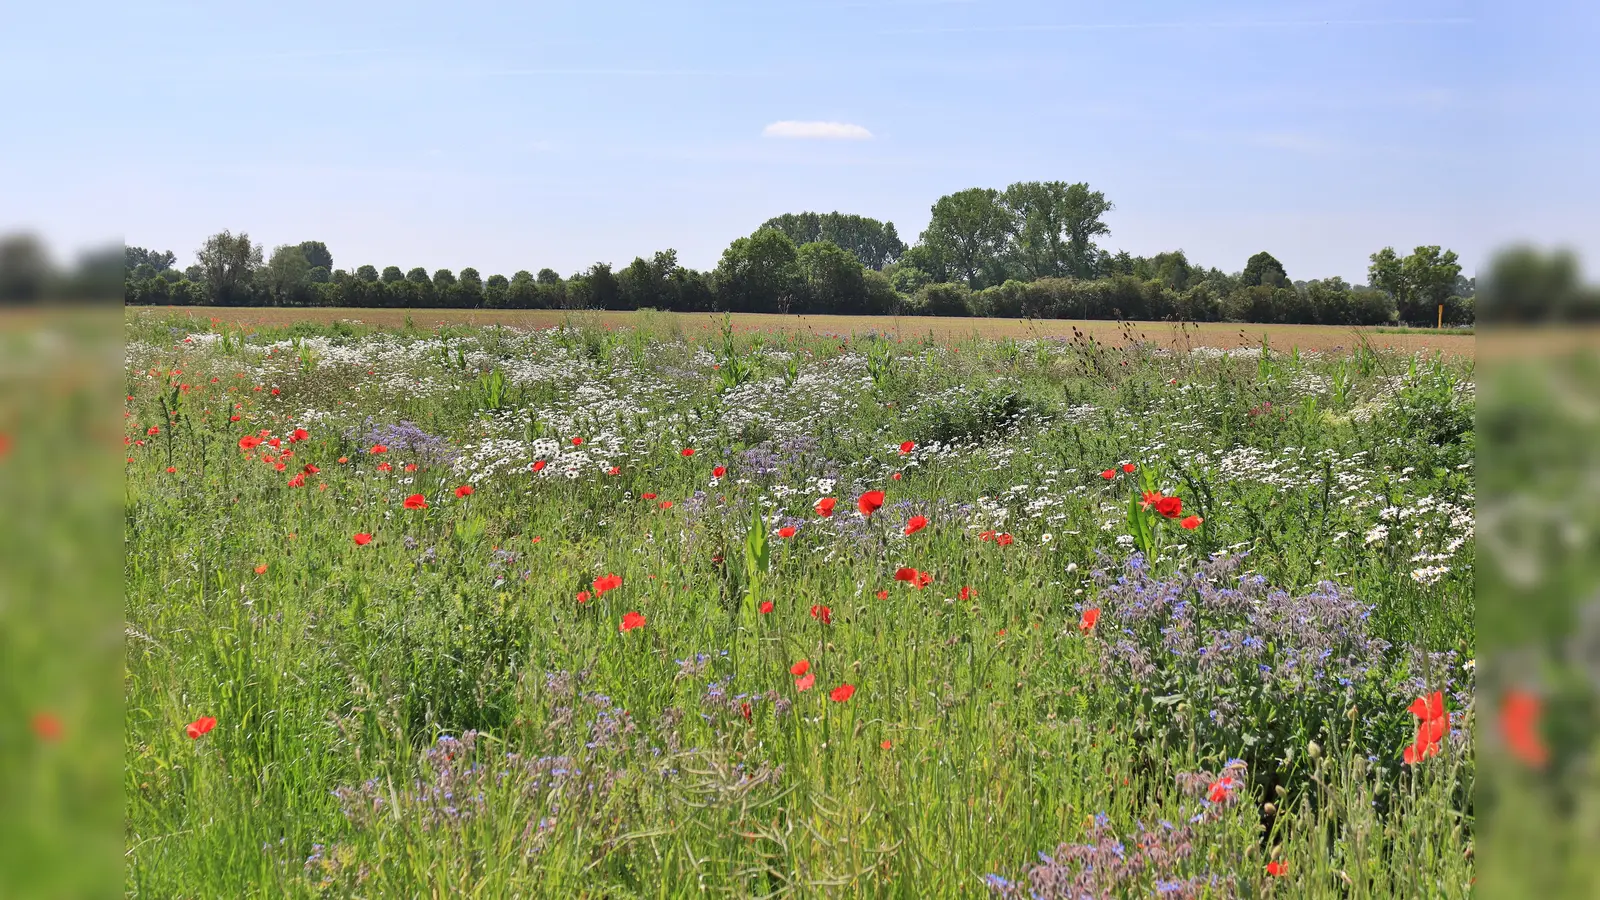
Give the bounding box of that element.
[404,463,418,473]
[795,671,815,691]
[607,466,620,475]
[593,573,623,595]
[338,456,349,464]
[1154,496,1183,519]
[304,463,319,474]
[455,485,473,498]
[619,611,646,632]
[1266,861,1287,877]
[1207,775,1239,803]
[1180,515,1203,529]
[31,712,63,742]
[790,659,810,676]
[741,702,752,721]
[858,490,885,516]
[268,438,282,448]
[829,684,856,703]
[777,526,797,538]
[1403,691,1450,764]
[1101,469,1116,480]
[291,428,309,442]
[959,585,975,600]
[759,600,774,614]
[995,533,1014,546]
[571,436,583,446]
[353,533,373,545]
[641,492,657,500]
[403,493,427,509]
[881,739,892,749]
[876,589,888,600]
[147,426,159,436]
[376,461,392,472]
[978,530,995,542]
[894,567,918,582]
[891,472,902,481]
[185,716,217,739]
[1079,608,1100,632]
[239,435,261,450]
[904,515,928,536]
[1122,463,1136,473]
[899,440,915,455]
[531,460,548,472]
[1140,490,1162,510]
[287,472,306,488]
[815,497,837,517]
[680,447,695,457]
[166,466,177,474]
[576,590,590,604]
[810,604,832,624]
[255,564,268,575]
[1500,688,1549,768]
[713,466,726,478]
[370,444,388,454]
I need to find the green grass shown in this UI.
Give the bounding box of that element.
[119,314,1476,897]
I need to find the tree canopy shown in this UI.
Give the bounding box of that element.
[120,181,1482,327]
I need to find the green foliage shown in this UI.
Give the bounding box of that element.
[120,316,1477,897]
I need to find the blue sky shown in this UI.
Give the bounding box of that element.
[3,0,1595,282]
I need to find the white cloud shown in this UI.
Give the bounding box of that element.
[761,121,874,140]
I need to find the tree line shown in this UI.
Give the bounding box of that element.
[122,182,1478,325]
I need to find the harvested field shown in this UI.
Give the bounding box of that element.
[128,306,1475,357]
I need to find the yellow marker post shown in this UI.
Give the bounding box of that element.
[1438,303,1444,329]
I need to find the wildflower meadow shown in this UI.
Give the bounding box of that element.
[123,311,1477,897]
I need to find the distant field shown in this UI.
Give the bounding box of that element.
[129,306,1476,357]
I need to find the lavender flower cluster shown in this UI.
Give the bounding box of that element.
[1087,552,1466,774]
[346,418,459,464]
[984,770,1246,900]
